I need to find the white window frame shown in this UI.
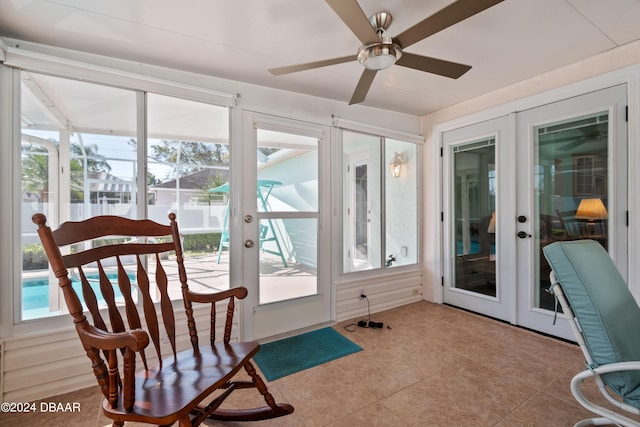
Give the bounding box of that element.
[332,118,424,280]
[2,57,234,335]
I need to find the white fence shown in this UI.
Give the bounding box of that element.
[22,202,227,245]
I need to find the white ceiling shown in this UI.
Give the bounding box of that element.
[2,0,640,117]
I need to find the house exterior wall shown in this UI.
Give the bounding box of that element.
[257,150,318,266]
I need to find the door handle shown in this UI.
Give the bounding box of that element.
[517,231,531,239]
[244,239,255,248]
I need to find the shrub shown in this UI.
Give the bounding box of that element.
[23,244,48,270]
[182,233,221,254]
[21,234,221,270]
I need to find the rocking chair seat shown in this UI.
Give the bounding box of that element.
[106,342,258,424]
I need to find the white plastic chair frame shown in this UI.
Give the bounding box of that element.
[550,271,640,427]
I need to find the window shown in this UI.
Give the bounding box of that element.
[19,72,230,321]
[573,154,607,196]
[342,130,418,273]
[21,74,137,320]
[146,93,230,296]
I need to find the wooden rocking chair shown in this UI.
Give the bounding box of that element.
[32,213,293,426]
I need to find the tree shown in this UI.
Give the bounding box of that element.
[147,171,161,186]
[22,144,50,202]
[149,140,229,179]
[69,143,111,202]
[70,143,112,173]
[22,140,113,203]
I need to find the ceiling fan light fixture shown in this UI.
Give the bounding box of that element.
[357,41,402,70]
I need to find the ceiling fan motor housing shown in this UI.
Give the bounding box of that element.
[357,39,403,70]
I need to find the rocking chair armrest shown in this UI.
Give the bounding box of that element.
[185,286,249,304]
[79,325,150,352]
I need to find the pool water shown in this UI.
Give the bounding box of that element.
[23,274,130,311]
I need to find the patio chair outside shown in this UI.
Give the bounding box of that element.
[210,180,288,267]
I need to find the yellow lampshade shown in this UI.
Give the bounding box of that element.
[487,211,496,233]
[575,198,608,221]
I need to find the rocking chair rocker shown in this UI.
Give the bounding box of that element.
[33,213,293,426]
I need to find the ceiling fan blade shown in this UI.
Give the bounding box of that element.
[349,69,377,105]
[559,139,587,151]
[394,0,504,49]
[396,52,471,79]
[269,55,356,76]
[326,0,379,44]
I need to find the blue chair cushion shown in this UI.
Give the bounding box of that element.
[543,240,640,406]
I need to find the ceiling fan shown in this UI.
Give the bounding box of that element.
[268,0,504,105]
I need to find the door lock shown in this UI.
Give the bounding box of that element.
[244,215,253,223]
[244,239,255,248]
[517,231,532,239]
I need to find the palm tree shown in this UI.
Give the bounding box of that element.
[22,144,50,202]
[22,140,112,203]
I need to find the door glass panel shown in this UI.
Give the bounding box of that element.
[256,130,318,304]
[259,218,317,304]
[453,139,496,297]
[535,112,609,310]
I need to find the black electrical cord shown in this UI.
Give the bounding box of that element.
[343,295,388,332]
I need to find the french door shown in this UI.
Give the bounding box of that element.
[515,85,627,339]
[443,116,513,322]
[241,112,331,341]
[443,85,627,340]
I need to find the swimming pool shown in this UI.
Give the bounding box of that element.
[22,273,130,312]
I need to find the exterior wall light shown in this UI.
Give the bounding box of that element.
[389,152,407,178]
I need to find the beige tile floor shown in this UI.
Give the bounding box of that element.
[2,301,633,426]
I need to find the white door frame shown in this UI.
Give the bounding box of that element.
[240,111,331,341]
[442,115,515,323]
[515,84,627,340]
[434,80,630,340]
